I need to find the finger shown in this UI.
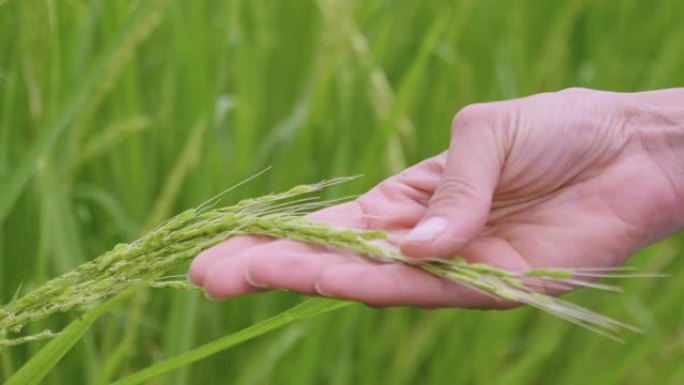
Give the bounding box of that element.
[352,155,445,231]
[191,200,368,288]
[202,239,339,299]
[245,251,364,295]
[315,235,530,308]
[189,236,266,285]
[202,251,265,300]
[191,200,366,286]
[306,201,368,228]
[402,104,507,259]
[313,264,514,309]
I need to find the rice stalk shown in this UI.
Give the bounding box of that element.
[0,0,168,225]
[0,178,648,346]
[69,115,151,174]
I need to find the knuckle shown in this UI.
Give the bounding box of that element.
[451,101,515,136]
[433,178,483,205]
[246,255,271,283]
[273,254,308,274]
[451,103,490,132]
[560,86,587,93]
[555,87,593,97]
[249,253,302,283]
[314,277,338,298]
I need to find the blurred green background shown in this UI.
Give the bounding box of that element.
[1,0,683,384]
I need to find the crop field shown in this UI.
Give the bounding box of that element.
[1,0,683,384]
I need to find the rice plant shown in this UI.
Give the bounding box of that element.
[2,0,683,384]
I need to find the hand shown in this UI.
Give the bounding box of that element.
[189,88,684,308]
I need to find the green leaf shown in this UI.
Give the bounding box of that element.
[109,298,352,385]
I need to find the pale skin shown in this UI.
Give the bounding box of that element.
[189,87,684,309]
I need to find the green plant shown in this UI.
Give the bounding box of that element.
[3,1,683,384]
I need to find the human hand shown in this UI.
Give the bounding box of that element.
[189,88,684,308]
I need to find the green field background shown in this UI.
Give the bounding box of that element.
[1,0,684,384]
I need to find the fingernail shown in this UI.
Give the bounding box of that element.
[204,290,220,301]
[244,271,268,289]
[405,217,447,244]
[314,282,330,297]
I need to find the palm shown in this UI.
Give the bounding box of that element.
[486,148,671,275]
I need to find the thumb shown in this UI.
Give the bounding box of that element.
[401,104,505,259]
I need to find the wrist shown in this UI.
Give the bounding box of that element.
[622,88,684,230]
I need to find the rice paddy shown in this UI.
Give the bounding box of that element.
[1,1,683,384]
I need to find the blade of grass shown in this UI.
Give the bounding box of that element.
[0,0,165,225]
[109,298,352,385]
[94,292,148,385]
[69,115,150,176]
[141,117,207,232]
[161,292,199,385]
[235,326,306,385]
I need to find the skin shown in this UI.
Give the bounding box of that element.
[189,87,684,309]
